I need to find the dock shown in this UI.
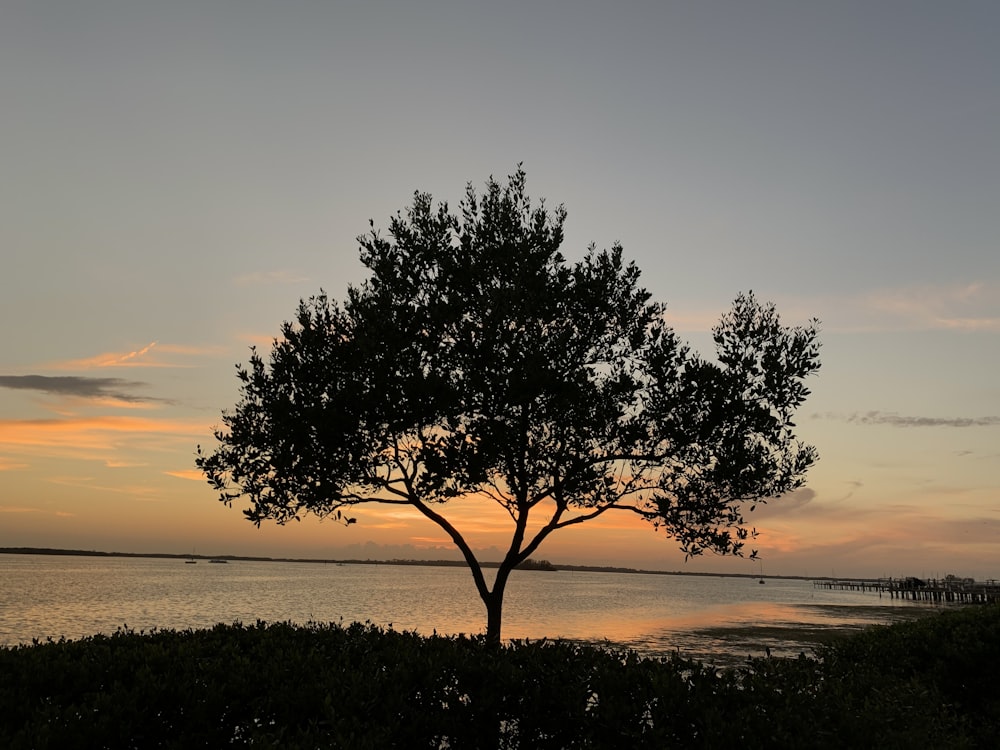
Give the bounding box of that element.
[814,577,1000,604]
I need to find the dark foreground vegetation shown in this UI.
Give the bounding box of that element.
[3,605,998,749]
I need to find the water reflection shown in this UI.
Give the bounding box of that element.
[566,600,936,667]
[500,577,942,666]
[1,555,945,665]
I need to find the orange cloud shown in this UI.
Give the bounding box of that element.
[747,496,1000,575]
[0,505,76,518]
[164,469,206,481]
[0,415,209,463]
[89,397,163,410]
[409,536,455,546]
[49,342,227,370]
[59,341,159,369]
[48,474,164,500]
[235,332,285,350]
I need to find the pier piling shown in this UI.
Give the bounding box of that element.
[814,577,1000,604]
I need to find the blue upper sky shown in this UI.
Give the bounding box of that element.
[1,1,997,579]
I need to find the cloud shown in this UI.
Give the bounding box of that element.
[235,332,284,350]
[0,505,76,518]
[47,342,227,370]
[661,298,817,334]
[662,309,720,333]
[233,270,309,287]
[103,341,156,366]
[47,474,163,500]
[828,480,864,502]
[60,342,159,369]
[863,282,1000,332]
[409,536,456,546]
[813,411,1000,428]
[769,512,1000,562]
[743,487,816,518]
[164,469,206,481]
[0,458,29,471]
[752,282,1000,334]
[0,415,209,463]
[0,375,160,404]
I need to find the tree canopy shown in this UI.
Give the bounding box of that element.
[197,167,820,641]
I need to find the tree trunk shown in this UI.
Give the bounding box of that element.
[483,563,513,645]
[485,592,503,645]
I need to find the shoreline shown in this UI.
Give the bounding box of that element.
[1,546,859,582]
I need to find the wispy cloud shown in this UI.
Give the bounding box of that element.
[48,342,227,370]
[164,469,206,481]
[863,282,1000,332]
[661,296,824,334]
[662,309,721,333]
[813,411,1000,428]
[0,458,29,471]
[409,536,455,546]
[47,474,163,500]
[725,282,1000,334]
[0,415,209,463]
[742,487,816,519]
[0,375,160,404]
[106,341,156,367]
[235,332,284,350]
[762,510,1000,572]
[0,505,76,518]
[59,342,159,369]
[233,270,309,287]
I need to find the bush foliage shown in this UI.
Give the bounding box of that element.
[3,604,997,748]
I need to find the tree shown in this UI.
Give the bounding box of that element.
[196,167,821,643]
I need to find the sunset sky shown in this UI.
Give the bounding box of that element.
[2,1,997,580]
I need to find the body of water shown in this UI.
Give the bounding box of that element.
[0,554,947,665]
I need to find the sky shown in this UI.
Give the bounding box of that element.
[1,1,998,580]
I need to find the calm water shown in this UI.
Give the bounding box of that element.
[0,554,945,665]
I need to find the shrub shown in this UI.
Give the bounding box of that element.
[2,605,997,748]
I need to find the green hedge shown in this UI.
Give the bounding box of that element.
[3,604,998,748]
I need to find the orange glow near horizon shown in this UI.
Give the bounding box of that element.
[1,363,996,579]
[1,469,994,580]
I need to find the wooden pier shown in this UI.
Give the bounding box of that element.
[814,577,1000,604]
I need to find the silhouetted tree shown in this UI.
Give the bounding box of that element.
[197,167,820,642]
